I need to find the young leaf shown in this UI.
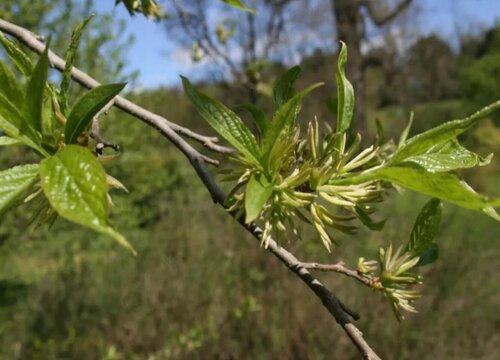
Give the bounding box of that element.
[263,82,323,153]
[40,145,135,254]
[336,41,355,133]
[64,83,126,144]
[398,112,413,148]
[181,76,261,165]
[401,140,492,173]
[0,95,45,154]
[220,0,256,14]
[391,100,500,164]
[23,37,51,132]
[326,96,338,116]
[236,103,268,136]
[273,66,301,109]
[0,136,21,146]
[371,166,500,220]
[60,15,95,114]
[417,243,439,267]
[0,61,23,106]
[407,198,442,266]
[375,118,385,146]
[0,164,39,215]
[354,205,386,231]
[0,32,33,76]
[244,173,274,223]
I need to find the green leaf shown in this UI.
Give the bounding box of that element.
[236,104,268,137]
[402,139,492,173]
[263,82,323,153]
[23,37,51,132]
[60,15,94,114]
[273,66,301,109]
[336,41,355,133]
[371,166,500,220]
[181,76,260,165]
[354,205,386,231]
[0,95,44,154]
[0,61,23,106]
[64,83,126,144]
[417,243,439,267]
[391,100,500,164]
[0,164,39,215]
[244,173,274,223]
[40,145,135,254]
[375,118,385,146]
[0,32,33,76]
[220,0,256,13]
[407,198,442,266]
[398,112,413,148]
[326,96,338,116]
[0,136,21,146]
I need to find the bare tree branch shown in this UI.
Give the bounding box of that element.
[0,17,382,360]
[300,261,383,289]
[361,0,414,26]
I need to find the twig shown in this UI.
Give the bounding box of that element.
[300,261,382,289]
[0,18,234,160]
[0,18,382,360]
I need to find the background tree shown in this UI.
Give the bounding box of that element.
[0,0,135,82]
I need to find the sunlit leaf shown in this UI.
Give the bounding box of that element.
[23,37,50,132]
[220,0,256,14]
[273,66,301,109]
[398,112,413,148]
[0,96,45,154]
[0,136,21,146]
[245,173,274,223]
[402,139,492,173]
[182,76,261,165]
[0,32,33,75]
[60,15,94,114]
[391,100,500,164]
[336,41,354,133]
[65,83,126,144]
[0,61,23,106]
[263,82,323,154]
[371,166,500,220]
[236,103,268,137]
[0,164,39,215]
[407,198,442,266]
[40,145,135,254]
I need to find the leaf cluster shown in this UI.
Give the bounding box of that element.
[0,21,133,253]
[183,42,500,317]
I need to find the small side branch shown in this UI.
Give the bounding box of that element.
[300,261,382,289]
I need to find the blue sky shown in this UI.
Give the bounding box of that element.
[94,0,500,89]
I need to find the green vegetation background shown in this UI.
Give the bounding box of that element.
[1,3,499,359]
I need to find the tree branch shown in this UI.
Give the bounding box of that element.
[362,0,413,26]
[300,261,383,289]
[0,18,233,161]
[0,17,382,360]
